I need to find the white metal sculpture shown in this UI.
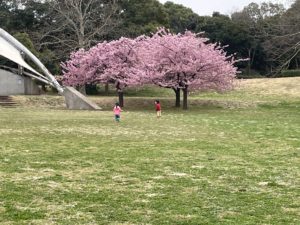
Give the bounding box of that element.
[0,28,100,110]
[0,28,63,93]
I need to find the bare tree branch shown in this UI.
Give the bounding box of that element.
[42,0,120,56]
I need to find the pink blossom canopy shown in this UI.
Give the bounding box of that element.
[62,28,240,93]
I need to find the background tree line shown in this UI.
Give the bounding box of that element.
[0,0,299,77]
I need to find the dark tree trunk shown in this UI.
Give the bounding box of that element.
[247,49,251,76]
[173,88,181,107]
[116,82,124,107]
[118,90,124,107]
[105,83,109,95]
[182,87,188,110]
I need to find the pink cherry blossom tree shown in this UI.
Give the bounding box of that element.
[93,37,147,107]
[61,48,89,87]
[62,37,147,107]
[62,28,240,110]
[140,29,240,109]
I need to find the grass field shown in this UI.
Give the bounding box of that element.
[0,78,299,224]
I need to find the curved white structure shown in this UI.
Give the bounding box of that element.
[0,28,63,93]
[0,28,100,110]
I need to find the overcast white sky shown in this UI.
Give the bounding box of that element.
[158,0,293,16]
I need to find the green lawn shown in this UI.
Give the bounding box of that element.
[0,79,300,224]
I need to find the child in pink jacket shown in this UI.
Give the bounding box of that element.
[113,102,122,122]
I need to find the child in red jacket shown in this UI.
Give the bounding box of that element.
[155,100,161,118]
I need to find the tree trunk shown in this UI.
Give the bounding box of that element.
[116,82,124,107]
[247,49,251,76]
[173,88,180,107]
[182,87,188,110]
[105,83,109,95]
[79,16,85,48]
[118,90,124,107]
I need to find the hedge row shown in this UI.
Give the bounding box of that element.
[278,69,300,77]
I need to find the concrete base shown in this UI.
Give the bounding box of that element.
[0,69,40,95]
[62,86,101,110]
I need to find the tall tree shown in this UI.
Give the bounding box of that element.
[43,0,120,52]
[118,0,169,38]
[0,0,64,74]
[163,1,200,33]
[231,2,286,74]
[62,37,147,106]
[63,29,240,109]
[141,29,239,109]
[0,1,13,31]
[262,0,300,71]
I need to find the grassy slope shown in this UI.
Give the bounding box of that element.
[14,77,300,110]
[0,78,299,224]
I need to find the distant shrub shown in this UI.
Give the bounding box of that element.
[86,84,99,95]
[278,70,300,78]
[237,69,264,79]
[237,74,264,79]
